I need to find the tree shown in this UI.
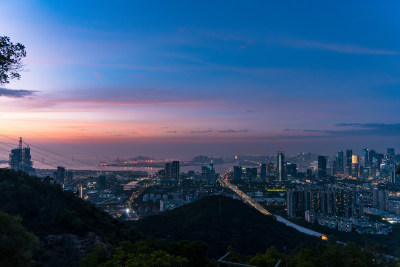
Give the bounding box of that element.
[0,211,39,267]
[0,36,26,85]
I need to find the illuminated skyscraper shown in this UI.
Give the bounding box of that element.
[276,151,285,182]
[362,148,369,167]
[345,149,353,177]
[352,155,359,179]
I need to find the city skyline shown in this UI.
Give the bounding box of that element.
[1,1,400,158]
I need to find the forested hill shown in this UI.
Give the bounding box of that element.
[0,168,137,243]
[0,169,390,267]
[134,195,319,257]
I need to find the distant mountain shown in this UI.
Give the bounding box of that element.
[133,195,319,257]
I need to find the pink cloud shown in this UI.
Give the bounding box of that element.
[94,72,103,81]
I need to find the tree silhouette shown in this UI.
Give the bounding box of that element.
[0,36,26,85]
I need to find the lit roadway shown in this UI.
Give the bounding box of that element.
[218,174,328,240]
[219,176,271,216]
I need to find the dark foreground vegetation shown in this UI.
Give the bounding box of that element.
[0,168,397,266]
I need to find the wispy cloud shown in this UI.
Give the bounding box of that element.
[165,131,177,133]
[94,72,103,81]
[218,129,249,133]
[277,39,398,55]
[282,123,400,139]
[0,88,36,98]
[189,130,213,134]
[27,60,170,71]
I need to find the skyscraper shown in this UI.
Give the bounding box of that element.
[362,148,369,167]
[233,166,242,182]
[387,148,395,156]
[9,137,35,175]
[334,151,344,176]
[260,163,267,182]
[286,163,297,179]
[352,155,359,179]
[276,151,285,182]
[317,156,327,180]
[346,149,353,177]
[171,161,180,181]
[54,166,66,185]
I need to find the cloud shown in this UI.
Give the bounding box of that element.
[189,130,213,134]
[165,131,177,133]
[281,123,400,139]
[94,72,103,81]
[0,88,36,98]
[278,39,398,55]
[218,129,249,133]
[330,123,400,136]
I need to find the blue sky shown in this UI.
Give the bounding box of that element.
[0,0,399,159]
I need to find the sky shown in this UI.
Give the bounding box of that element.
[0,1,400,162]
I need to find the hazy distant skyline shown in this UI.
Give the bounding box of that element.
[1,1,400,159]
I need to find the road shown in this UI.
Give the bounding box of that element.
[218,176,328,240]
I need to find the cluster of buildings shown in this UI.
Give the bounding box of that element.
[156,160,218,185]
[157,161,180,183]
[332,148,399,182]
[287,185,394,234]
[229,148,399,184]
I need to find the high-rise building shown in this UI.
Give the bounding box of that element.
[317,156,327,179]
[65,171,73,185]
[233,166,242,182]
[163,161,180,181]
[164,162,172,179]
[276,151,285,182]
[333,151,344,176]
[387,148,395,156]
[171,161,180,181]
[260,163,267,182]
[362,148,369,167]
[54,166,66,185]
[345,149,353,177]
[352,155,359,178]
[286,163,297,179]
[245,167,257,182]
[202,162,216,184]
[267,163,274,177]
[9,137,35,175]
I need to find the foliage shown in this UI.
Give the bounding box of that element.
[0,36,26,84]
[0,211,39,267]
[248,243,387,267]
[79,240,216,267]
[79,245,109,267]
[0,168,139,244]
[248,246,283,267]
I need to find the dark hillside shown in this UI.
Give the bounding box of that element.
[0,168,138,244]
[134,195,319,257]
